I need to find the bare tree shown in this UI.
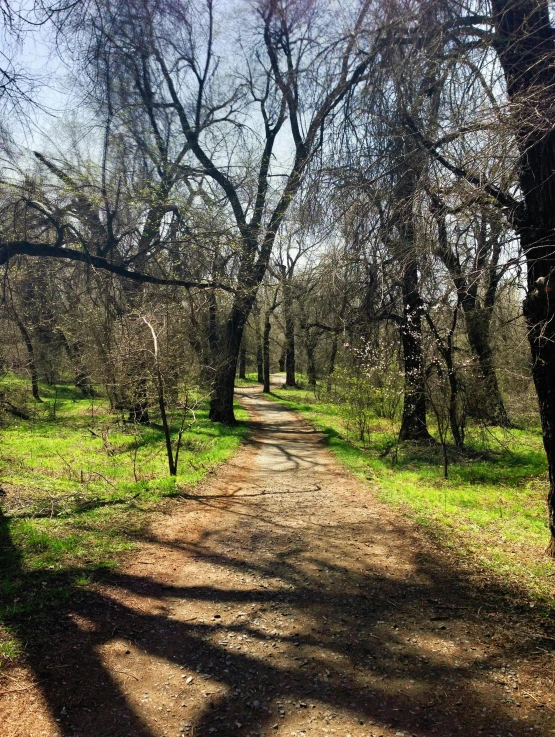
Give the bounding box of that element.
[1,0,377,424]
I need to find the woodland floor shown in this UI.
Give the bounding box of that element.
[1,380,555,737]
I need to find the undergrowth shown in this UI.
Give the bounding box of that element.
[0,376,249,670]
[268,383,554,613]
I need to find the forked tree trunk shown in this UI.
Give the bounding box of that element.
[433,202,510,427]
[491,0,555,553]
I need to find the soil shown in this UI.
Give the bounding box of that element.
[1,381,555,737]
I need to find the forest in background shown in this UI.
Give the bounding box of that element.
[1,0,555,641]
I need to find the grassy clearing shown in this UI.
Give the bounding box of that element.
[0,376,249,670]
[234,373,261,388]
[269,383,555,610]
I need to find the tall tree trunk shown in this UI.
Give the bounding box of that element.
[448,366,464,449]
[328,335,338,376]
[209,298,252,424]
[306,334,317,388]
[263,310,272,393]
[464,308,509,426]
[283,279,296,387]
[252,303,264,384]
[12,310,42,403]
[399,259,432,441]
[433,200,510,426]
[278,344,285,373]
[239,339,246,380]
[208,289,218,369]
[491,0,555,553]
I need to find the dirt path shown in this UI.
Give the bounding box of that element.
[2,383,555,737]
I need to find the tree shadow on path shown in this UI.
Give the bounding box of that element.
[2,389,555,737]
[2,499,555,737]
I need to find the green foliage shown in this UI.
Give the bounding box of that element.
[0,378,249,669]
[234,373,260,387]
[270,385,554,609]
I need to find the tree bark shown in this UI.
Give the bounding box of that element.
[306,335,317,388]
[491,0,555,553]
[239,340,246,380]
[209,297,253,424]
[263,310,272,393]
[283,279,296,387]
[278,344,285,373]
[399,259,432,441]
[464,308,509,426]
[12,310,42,403]
[328,336,338,377]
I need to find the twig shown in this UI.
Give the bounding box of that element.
[113,669,139,681]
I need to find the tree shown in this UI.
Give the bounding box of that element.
[1,0,377,424]
[488,0,555,554]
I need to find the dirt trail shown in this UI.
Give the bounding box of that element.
[2,383,555,737]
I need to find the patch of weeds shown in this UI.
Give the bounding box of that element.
[235,374,260,387]
[0,632,21,671]
[0,382,250,666]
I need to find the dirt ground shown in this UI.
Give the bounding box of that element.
[1,383,555,737]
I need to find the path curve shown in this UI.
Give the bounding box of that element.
[2,383,554,737]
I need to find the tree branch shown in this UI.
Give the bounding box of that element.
[0,241,234,292]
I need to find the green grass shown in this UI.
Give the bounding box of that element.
[0,376,249,669]
[268,384,555,610]
[234,373,261,387]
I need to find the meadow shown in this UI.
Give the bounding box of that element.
[0,376,249,668]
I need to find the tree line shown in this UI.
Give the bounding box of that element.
[2,0,555,553]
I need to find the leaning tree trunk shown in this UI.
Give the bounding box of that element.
[491,0,555,554]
